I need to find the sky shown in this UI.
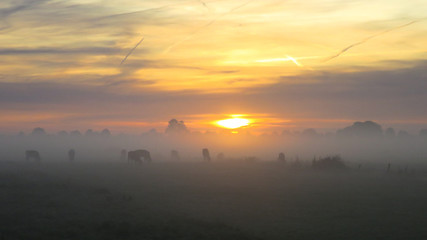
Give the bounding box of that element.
[0,0,426,134]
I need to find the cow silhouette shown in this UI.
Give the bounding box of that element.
[171,150,180,161]
[120,149,127,161]
[202,148,211,161]
[278,152,285,162]
[128,149,152,164]
[68,149,75,162]
[25,150,41,163]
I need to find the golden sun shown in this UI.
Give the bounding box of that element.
[216,118,250,129]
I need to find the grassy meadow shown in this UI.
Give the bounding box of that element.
[1,160,427,239]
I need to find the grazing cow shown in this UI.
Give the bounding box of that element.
[68,149,75,162]
[202,148,211,161]
[171,150,180,161]
[128,149,152,164]
[120,149,127,161]
[278,152,285,162]
[25,150,41,163]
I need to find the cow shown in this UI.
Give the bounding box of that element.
[278,152,285,162]
[171,150,180,161]
[202,148,211,161]
[68,149,75,162]
[128,149,152,164]
[25,150,41,163]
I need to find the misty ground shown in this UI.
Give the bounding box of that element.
[1,160,427,240]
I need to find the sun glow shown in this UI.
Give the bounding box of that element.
[216,118,251,129]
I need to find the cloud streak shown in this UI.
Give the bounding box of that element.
[0,47,123,55]
[2,60,426,115]
[120,35,145,65]
[197,0,210,11]
[0,0,50,31]
[324,20,422,62]
[0,0,427,133]
[164,0,254,53]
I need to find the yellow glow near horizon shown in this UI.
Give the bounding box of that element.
[216,118,251,129]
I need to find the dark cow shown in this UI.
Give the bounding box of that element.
[120,149,127,161]
[68,149,75,162]
[171,150,180,161]
[278,152,285,162]
[128,149,152,164]
[202,148,211,161]
[25,150,41,163]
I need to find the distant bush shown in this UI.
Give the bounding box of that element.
[313,155,346,170]
[337,121,382,138]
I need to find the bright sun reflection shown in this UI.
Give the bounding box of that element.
[216,118,250,129]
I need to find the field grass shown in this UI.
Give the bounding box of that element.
[1,160,427,239]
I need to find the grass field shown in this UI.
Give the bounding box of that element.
[1,160,427,239]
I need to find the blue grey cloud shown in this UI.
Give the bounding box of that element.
[0,47,124,55]
[1,60,426,124]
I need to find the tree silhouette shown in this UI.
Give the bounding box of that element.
[165,119,189,135]
[70,130,82,137]
[385,127,396,138]
[31,127,46,136]
[337,121,382,137]
[101,129,111,137]
[397,130,410,138]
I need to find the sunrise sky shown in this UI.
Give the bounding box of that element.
[0,0,426,134]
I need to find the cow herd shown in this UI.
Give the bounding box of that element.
[23,149,295,165]
[21,148,403,173]
[23,149,340,169]
[23,148,214,164]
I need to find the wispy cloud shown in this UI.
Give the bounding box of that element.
[0,0,48,31]
[324,19,424,62]
[1,0,427,132]
[0,47,123,55]
[164,0,254,53]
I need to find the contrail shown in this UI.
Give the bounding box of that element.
[164,0,254,53]
[256,55,319,70]
[197,0,210,10]
[324,20,421,62]
[120,35,144,65]
[286,55,303,67]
